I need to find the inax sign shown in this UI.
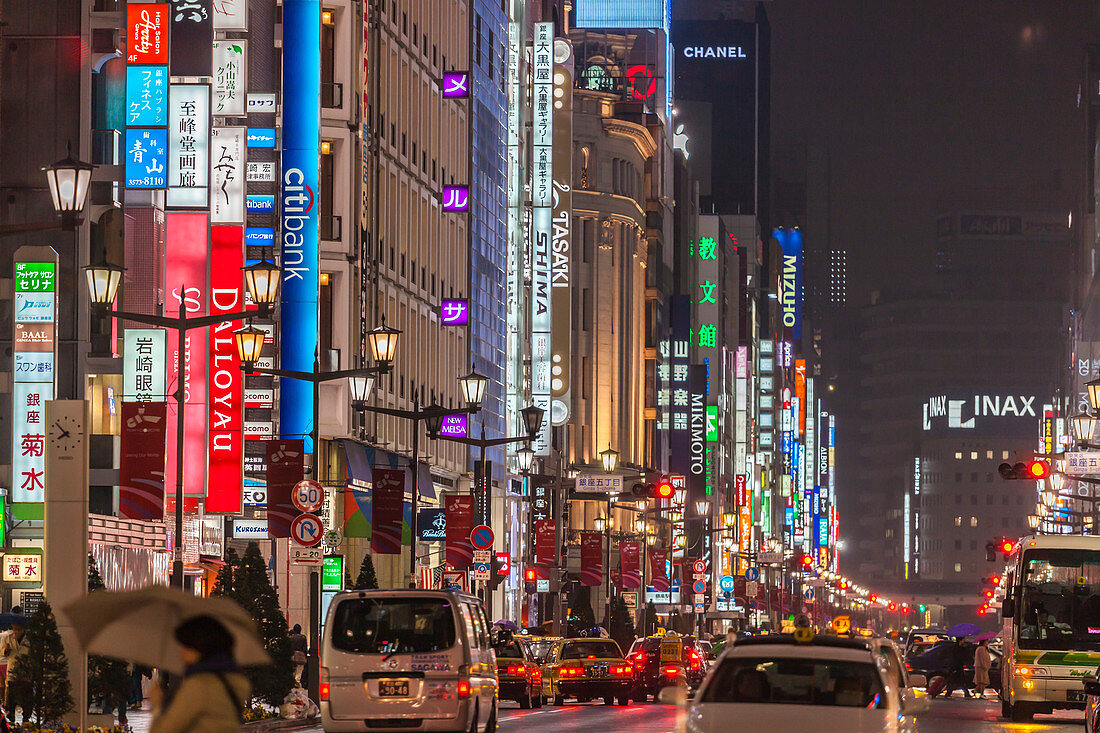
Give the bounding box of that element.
[682,46,748,59]
[922,394,1038,431]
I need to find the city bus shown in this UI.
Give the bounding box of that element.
[1000,534,1100,721]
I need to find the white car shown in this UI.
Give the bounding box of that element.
[682,634,930,733]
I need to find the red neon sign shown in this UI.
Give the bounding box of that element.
[626,65,656,101]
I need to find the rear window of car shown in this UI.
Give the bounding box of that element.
[494,640,525,659]
[700,657,885,708]
[562,640,623,659]
[331,597,456,654]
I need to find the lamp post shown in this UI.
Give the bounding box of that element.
[354,367,490,582]
[85,258,282,588]
[0,144,95,236]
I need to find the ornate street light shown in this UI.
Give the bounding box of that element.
[695,500,710,516]
[1088,378,1100,412]
[349,374,375,411]
[600,445,619,473]
[424,402,446,437]
[516,445,535,474]
[243,259,281,313]
[232,325,267,368]
[1041,490,1056,507]
[1073,413,1099,443]
[366,317,401,369]
[593,516,607,533]
[84,260,124,307]
[521,404,545,439]
[43,143,94,229]
[458,367,489,408]
[1028,514,1041,530]
[1049,472,1066,494]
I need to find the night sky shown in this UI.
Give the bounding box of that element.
[769,0,1100,297]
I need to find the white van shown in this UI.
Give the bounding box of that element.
[320,589,498,733]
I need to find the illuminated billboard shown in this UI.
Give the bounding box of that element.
[574,0,668,29]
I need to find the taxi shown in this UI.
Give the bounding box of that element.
[681,632,930,733]
[493,635,542,708]
[539,638,634,706]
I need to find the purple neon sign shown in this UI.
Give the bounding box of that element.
[441,299,469,326]
[441,185,470,212]
[439,414,468,438]
[442,72,470,99]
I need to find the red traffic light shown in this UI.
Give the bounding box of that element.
[1001,539,1014,555]
[654,478,674,500]
[983,589,994,599]
[991,575,1002,585]
[525,568,537,582]
[1026,460,1050,480]
[839,581,849,590]
[869,594,877,603]
[801,554,813,568]
[887,603,896,611]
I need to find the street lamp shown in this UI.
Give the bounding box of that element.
[367,318,401,368]
[458,367,489,408]
[600,445,619,473]
[594,516,607,532]
[1049,472,1066,494]
[232,325,267,367]
[1028,515,1041,530]
[521,405,544,439]
[1073,413,1099,443]
[43,143,94,230]
[348,374,375,411]
[516,445,535,474]
[242,259,281,313]
[84,260,124,306]
[695,500,710,516]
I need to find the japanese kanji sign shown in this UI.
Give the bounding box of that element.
[123,329,166,401]
[167,83,210,207]
[212,41,247,116]
[12,253,56,510]
[440,298,469,325]
[126,4,168,65]
[3,553,41,585]
[126,65,168,127]
[210,127,245,223]
[125,128,168,189]
[169,0,213,77]
[575,474,623,494]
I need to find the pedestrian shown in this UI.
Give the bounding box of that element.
[149,615,249,733]
[289,623,308,687]
[973,639,992,697]
[945,638,973,699]
[0,615,27,724]
[130,663,151,709]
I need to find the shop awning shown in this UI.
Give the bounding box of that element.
[339,439,436,499]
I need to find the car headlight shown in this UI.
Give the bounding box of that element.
[1017,665,1049,676]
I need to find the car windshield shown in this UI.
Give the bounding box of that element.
[494,640,524,659]
[330,597,456,654]
[562,640,623,659]
[700,656,886,708]
[526,639,555,664]
[1018,549,1100,650]
[905,633,950,658]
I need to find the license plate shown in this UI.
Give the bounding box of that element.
[592,665,607,677]
[1068,690,1087,703]
[379,680,410,697]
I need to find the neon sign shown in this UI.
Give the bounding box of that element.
[626,64,655,101]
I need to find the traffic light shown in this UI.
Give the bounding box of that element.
[654,477,674,500]
[631,482,649,499]
[991,574,1002,585]
[985,541,997,562]
[524,568,537,594]
[998,459,1050,480]
[490,555,505,591]
[839,581,849,591]
[869,594,877,603]
[1001,538,1015,556]
[801,554,814,570]
[887,603,896,612]
[918,604,927,613]
[983,589,994,599]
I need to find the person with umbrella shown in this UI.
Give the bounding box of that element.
[149,615,249,733]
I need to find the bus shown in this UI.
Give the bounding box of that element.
[1000,534,1100,721]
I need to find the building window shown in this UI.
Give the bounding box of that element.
[971,451,978,460]
[954,516,961,527]
[954,540,962,550]
[986,450,994,459]
[954,563,962,573]
[970,516,978,527]
[1003,451,1010,459]
[955,452,963,460]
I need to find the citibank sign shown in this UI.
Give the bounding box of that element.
[682,46,748,59]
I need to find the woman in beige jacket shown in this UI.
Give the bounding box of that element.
[150,615,250,733]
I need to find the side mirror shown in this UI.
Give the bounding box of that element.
[1083,679,1100,696]
[902,688,931,716]
[1001,597,1015,619]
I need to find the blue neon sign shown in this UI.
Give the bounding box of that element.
[245,226,275,247]
[124,128,167,189]
[246,195,275,213]
[126,65,167,127]
[247,128,277,148]
[280,0,320,452]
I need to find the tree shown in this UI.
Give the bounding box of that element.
[608,595,633,652]
[211,546,240,598]
[232,542,295,706]
[87,555,131,721]
[352,553,379,590]
[7,601,73,725]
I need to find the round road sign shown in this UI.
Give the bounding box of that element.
[292,480,325,513]
[745,567,760,582]
[471,524,494,550]
[291,513,323,547]
[719,575,735,592]
[803,587,815,602]
[693,560,706,574]
[692,580,706,594]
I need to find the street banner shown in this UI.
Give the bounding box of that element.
[620,541,641,589]
[371,468,404,554]
[119,401,168,520]
[650,548,669,592]
[446,495,474,568]
[265,440,303,538]
[534,518,555,566]
[580,531,603,587]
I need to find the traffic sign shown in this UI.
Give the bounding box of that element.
[292,480,325,513]
[694,602,705,613]
[536,578,550,593]
[804,587,815,602]
[471,525,494,550]
[748,598,758,609]
[495,552,510,575]
[290,546,322,565]
[758,551,783,564]
[323,528,343,549]
[290,513,323,547]
[719,575,736,592]
[693,573,707,581]
[745,581,759,597]
[745,567,760,582]
[442,570,467,593]
[472,562,491,581]
[473,550,491,563]
[693,560,706,574]
[692,580,706,594]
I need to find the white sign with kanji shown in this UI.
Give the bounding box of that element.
[4,554,41,584]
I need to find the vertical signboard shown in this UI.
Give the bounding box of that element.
[125,129,168,190]
[371,468,405,554]
[266,440,304,537]
[123,329,167,401]
[169,0,213,77]
[669,295,692,478]
[11,252,57,517]
[650,548,669,592]
[167,84,210,208]
[550,38,573,423]
[580,531,603,586]
[206,226,244,513]
[281,0,321,452]
[212,41,247,116]
[445,495,474,568]
[212,0,248,30]
[530,21,554,455]
[119,402,169,520]
[620,541,640,588]
[210,127,245,224]
[163,212,209,504]
[126,66,168,127]
[127,5,169,64]
[775,228,803,340]
[534,518,556,566]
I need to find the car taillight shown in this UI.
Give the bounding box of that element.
[690,660,701,670]
[529,667,541,680]
[320,667,329,701]
[904,662,912,671]
[560,665,585,678]
[507,665,522,675]
[663,664,680,677]
[610,664,633,677]
[633,652,646,665]
[458,679,471,698]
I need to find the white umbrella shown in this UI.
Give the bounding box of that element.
[62,586,270,674]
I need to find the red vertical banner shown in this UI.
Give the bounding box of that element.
[371,468,404,554]
[445,495,474,568]
[119,402,168,520]
[580,532,603,587]
[650,548,669,592]
[206,225,244,513]
[266,440,303,538]
[620,541,640,589]
[164,212,209,505]
[534,518,556,566]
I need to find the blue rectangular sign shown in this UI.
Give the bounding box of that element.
[245,226,275,247]
[574,0,667,28]
[247,128,277,148]
[246,195,275,213]
[126,65,168,126]
[124,128,167,189]
[281,0,321,452]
